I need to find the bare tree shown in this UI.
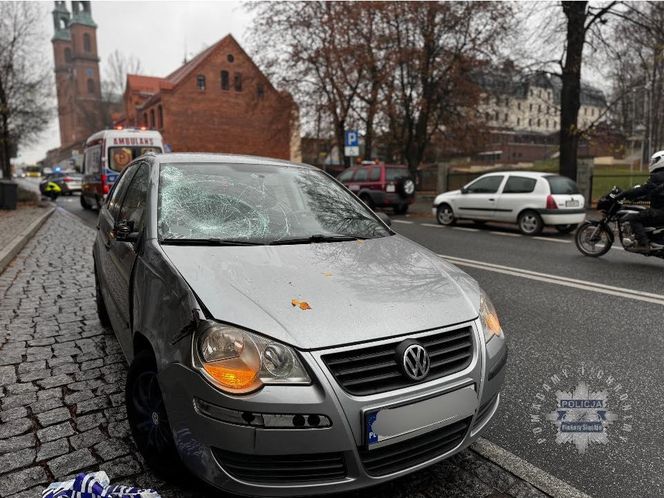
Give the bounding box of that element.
[0,2,52,178]
[102,49,143,103]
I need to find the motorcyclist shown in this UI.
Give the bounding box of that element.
[614,150,664,251]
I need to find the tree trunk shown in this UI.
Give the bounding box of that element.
[559,1,587,180]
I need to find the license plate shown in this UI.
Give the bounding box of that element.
[565,200,580,207]
[365,385,477,449]
[386,185,396,193]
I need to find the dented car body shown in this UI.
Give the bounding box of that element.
[93,153,507,496]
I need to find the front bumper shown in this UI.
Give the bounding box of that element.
[159,319,506,496]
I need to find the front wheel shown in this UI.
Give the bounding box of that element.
[126,350,186,481]
[436,204,456,225]
[575,221,613,257]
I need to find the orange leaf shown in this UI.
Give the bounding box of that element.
[291,299,312,310]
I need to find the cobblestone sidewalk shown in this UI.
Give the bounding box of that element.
[0,210,548,498]
[0,206,50,252]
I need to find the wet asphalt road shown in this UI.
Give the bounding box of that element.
[53,189,663,498]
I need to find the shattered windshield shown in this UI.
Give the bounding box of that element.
[157,163,391,244]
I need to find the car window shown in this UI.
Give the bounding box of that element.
[386,167,408,181]
[337,169,354,182]
[354,168,369,181]
[503,176,537,194]
[119,163,150,230]
[158,162,391,243]
[546,175,580,195]
[369,167,381,181]
[466,175,504,194]
[107,165,138,220]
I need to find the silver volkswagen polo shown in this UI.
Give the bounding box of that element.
[93,153,507,496]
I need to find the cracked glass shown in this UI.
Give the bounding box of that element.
[157,163,391,243]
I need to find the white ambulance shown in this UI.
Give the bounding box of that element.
[80,128,164,209]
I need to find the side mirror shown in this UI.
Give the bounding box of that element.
[460,187,469,194]
[115,219,139,243]
[376,212,392,227]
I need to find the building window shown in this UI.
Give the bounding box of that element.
[227,54,235,63]
[83,33,91,52]
[591,108,595,117]
[196,75,206,91]
[143,112,148,126]
[158,105,163,129]
[538,104,541,113]
[234,72,242,92]
[150,109,155,128]
[257,82,265,99]
[537,118,541,127]
[529,103,533,112]
[517,102,521,110]
[584,107,587,116]
[86,78,95,94]
[221,70,229,90]
[545,119,549,128]
[504,113,508,122]
[528,118,532,126]
[554,121,557,128]
[495,111,500,121]
[517,117,520,126]
[64,48,72,63]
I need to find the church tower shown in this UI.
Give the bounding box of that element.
[51,1,103,148]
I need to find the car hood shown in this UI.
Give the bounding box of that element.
[161,235,480,350]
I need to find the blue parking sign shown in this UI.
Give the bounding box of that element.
[345,130,359,147]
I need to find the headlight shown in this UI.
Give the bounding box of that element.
[479,290,503,342]
[194,321,310,394]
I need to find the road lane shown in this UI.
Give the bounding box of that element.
[392,218,664,497]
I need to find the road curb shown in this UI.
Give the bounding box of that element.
[0,206,55,275]
[471,438,592,498]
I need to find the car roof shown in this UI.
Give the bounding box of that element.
[150,152,316,171]
[480,171,556,179]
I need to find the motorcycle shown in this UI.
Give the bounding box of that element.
[575,186,664,258]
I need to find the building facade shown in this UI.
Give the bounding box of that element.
[51,1,103,150]
[119,35,301,162]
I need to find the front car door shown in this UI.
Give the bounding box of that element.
[494,175,539,222]
[106,161,151,356]
[454,175,505,220]
[96,163,139,335]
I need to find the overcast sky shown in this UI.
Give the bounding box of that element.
[17,0,254,165]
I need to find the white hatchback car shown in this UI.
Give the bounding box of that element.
[432,172,586,235]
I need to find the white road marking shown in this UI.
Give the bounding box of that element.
[393,220,414,225]
[421,223,444,228]
[490,231,521,237]
[439,253,664,306]
[452,227,480,232]
[532,236,571,244]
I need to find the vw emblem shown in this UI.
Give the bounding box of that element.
[401,343,430,381]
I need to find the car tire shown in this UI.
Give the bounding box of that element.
[126,350,187,481]
[80,195,92,210]
[436,204,456,226]
[555,224,578,234]
[397,178,416,197]
[94,265,110,328]
[359,194,375,210]
[518,210,543,235]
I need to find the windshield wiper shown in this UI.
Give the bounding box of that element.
[269,234,363,245]
[160,237,262,246]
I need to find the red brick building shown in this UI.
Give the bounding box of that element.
[119,35,301,161]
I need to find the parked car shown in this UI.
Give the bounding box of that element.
[432,171,586,235]
[39,171,83,196]
[337,162,415,214]
[94,153,507,496]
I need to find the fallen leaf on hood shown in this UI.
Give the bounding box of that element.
[356,239,365,245]
[291,299,312,310]
[322,272,333,277]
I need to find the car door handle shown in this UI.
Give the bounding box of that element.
[488,198,495,201]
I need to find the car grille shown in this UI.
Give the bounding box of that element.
[212,448,346,484]
[358,417,471,476]
[473,393,498,430]
[322,326,474,396]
